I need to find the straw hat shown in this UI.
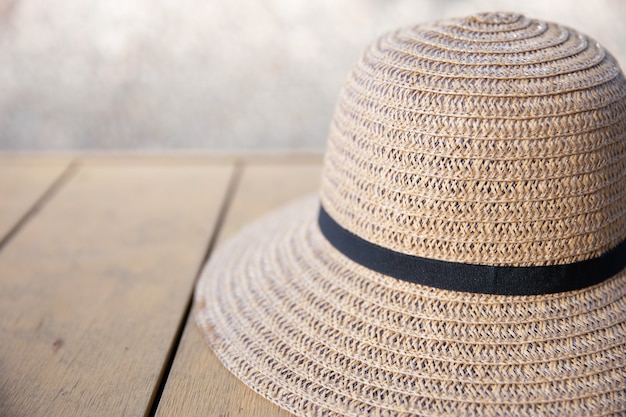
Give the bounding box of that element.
[196,11,626,416]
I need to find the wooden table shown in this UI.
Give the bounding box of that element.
[0,154,322,417]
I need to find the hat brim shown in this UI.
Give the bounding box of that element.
[195,195,626,416]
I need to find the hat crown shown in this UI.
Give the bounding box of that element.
[469,11,521,25]
[320,12,626,267]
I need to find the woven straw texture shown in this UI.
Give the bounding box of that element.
[196,12,626,417]
[197,197,626,416]
[320,11,626,266]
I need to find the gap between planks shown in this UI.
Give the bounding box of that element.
[145,162,244,417]
[0,160,78,252]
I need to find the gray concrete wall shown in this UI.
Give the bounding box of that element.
[1,0,625,151]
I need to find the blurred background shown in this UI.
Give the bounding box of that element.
[0,0,625,152]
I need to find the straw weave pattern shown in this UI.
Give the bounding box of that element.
[196,196,626,416]
[196,12,626,417]
[320,12,626,266]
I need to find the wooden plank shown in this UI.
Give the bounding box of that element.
[0,161,235,417]
[0,156,72,243]
[79,152,323,166]
[155,162,323,417]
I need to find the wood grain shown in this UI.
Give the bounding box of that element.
[0,157,72,242]
[155,162,322,417]
[0,160,235,417]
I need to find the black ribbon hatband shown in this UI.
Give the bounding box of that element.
[318,206,626,295]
